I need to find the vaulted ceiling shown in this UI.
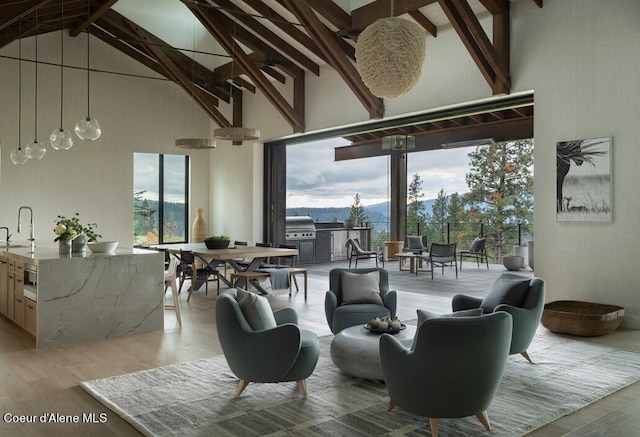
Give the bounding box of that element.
[0,0,542,145]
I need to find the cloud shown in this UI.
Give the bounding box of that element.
[134,153,187,203]
[287,139,474,207]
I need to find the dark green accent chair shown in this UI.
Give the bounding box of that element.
[380,312,513,437]
[325,268,397,334]
[452,273,546,363]
[216,289,319,396]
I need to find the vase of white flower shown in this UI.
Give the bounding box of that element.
[59,239,72,254]
[72,233,87,252]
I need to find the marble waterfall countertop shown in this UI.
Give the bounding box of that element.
[1,245,164,347]
[0,244,155,262]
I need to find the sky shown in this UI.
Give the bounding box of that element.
[286,137,474,208]
[132,141,478,209]
[134,153,187,203]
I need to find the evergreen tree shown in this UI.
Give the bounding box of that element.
[348,193,369,225]
[447,192,466,225]
[426,189,448,243]
[464,140,534,262]
[406,173,427,235]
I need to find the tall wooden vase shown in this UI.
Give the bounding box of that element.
[192,208,206,243]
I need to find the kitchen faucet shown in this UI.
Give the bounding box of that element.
[0,227,10,246]
[17,206,35,253]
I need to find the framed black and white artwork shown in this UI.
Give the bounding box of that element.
[556,137,612,222]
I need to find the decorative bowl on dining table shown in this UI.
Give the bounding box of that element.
[204,235,231,249]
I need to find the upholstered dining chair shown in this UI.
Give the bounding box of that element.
[458,236,489,270]
[421,242,458,279]
[216,289,319,397]
[380,312,513,437]
[163,252,181,326]
[325,268,397,334]
[452,272,546,363]
[176,250,220,301]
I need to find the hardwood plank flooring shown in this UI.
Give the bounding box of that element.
[0,259,637,436]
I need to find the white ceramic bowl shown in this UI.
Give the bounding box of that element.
[87,241,119,253]
[503,255,524,271]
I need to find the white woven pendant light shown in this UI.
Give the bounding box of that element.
[355,11,426,98]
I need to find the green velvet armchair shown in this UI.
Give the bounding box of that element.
[325,268,397,334]
[216,289,319,396]
[452,273,546,363]
[380,312,513,437]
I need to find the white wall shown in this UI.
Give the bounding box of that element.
[512,0,640,327]
[0,32,211,247]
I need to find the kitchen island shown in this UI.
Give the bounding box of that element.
[0,246,164,348]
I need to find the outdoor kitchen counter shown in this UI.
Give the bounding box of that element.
[0,246,163,348]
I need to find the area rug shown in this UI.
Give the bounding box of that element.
[80,333,640,437]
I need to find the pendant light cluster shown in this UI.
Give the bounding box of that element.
[10,1,101,166]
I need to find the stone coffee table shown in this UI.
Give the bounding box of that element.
[330,324,417,380]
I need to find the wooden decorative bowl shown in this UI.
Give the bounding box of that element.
[542,300,625,337]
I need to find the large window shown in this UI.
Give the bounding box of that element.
[133,153,189,245]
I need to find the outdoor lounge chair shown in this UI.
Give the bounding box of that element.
[346,238,378,268]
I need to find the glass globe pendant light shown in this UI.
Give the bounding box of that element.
[75,2,101,141]
[51,0,73,151]
[11,21,29,166]
[25,10,46,160]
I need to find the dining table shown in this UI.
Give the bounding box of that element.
[153,243,298,294]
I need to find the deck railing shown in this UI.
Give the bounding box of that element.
[369,221,533,264]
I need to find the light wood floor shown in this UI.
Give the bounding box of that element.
[1,260,638,436]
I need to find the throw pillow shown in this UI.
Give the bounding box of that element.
[236,288,277,331]
[412,308,483,349]
[406,235,425,249]
[480,277,530,313]
[416,308,483,327]
[468,237,485,253]
[340,271,383,305]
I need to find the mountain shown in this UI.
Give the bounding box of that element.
[286,199,436,228]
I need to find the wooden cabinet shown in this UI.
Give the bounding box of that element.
[25,298,37,336]
[7,261,15,320]
[0,256,36,337]
[0,256,7,316]
[13,293,25,328]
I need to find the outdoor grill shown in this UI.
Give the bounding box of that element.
[285,216,317,264]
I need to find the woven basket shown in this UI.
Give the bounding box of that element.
[541,300,624,336]
[204,239,230,249]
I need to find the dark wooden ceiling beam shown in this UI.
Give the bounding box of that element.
[184,1,304,132]
[478,0,507,15]
[336,116,533,160]
[0,0,52,33]
[308,0,351,31]
[242,0,326,62]
[351,0,437,30]
[408,10,437,38]
[437,0,510,94]
[282,0,384,119]
[210,0,319,76]
[99,10,230,101]
[69,0,119,37]
[124,15,230,127]
[91,25,170,79]
[533,0,543,7]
